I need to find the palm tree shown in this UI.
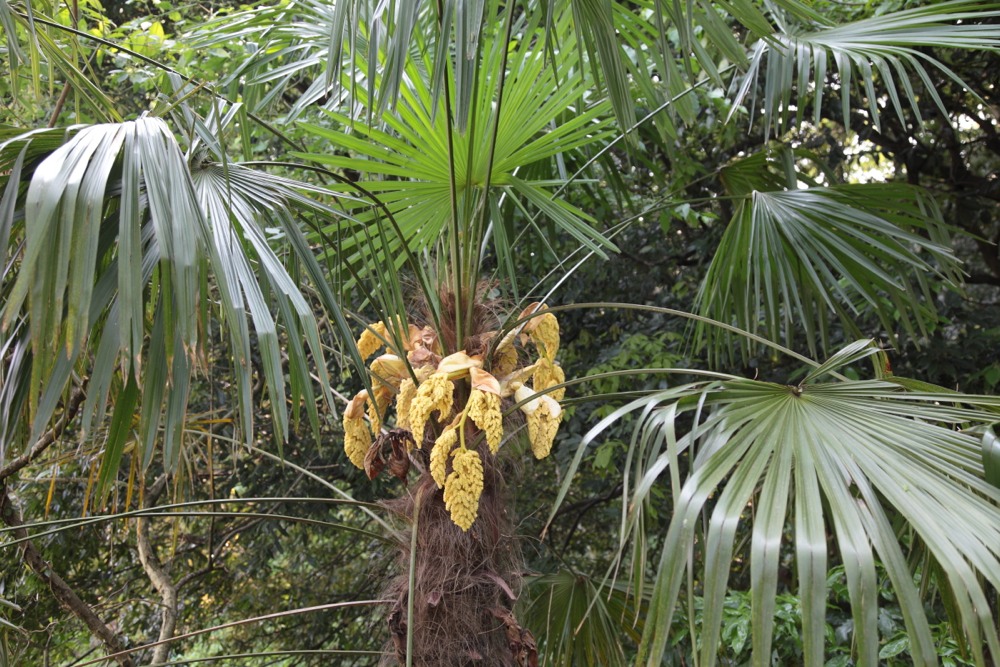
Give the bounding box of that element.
[1,0,999,665]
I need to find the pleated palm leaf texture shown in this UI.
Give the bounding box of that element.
[0,111,344,493]
[548,340,1000,666]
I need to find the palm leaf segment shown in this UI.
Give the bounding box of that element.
[697,148,962,360]
[602,343,1000,666]
[731,0,1000,136]
[296,10,617,287]
[0,116,333,478]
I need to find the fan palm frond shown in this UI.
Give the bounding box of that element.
[696,180,963,360]
[0,115,337,482]
[523,569,642,667]
[561,342,1000,666]
[730,0,1000,136]
[296,10,617,298]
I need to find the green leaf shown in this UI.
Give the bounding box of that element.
[523,570,636,667]
[800,339,879,384]
[623,356,1000,666]
[730,0,1000,136]
[696,183,962,361]
[95,373,139,503]
[573,0,637,139]
[879,635,910,660]
[0,114,336,475]
[297,19,617,294]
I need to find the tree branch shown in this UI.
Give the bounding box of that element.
[0,386,87,483]
[0,486,135,667]
[551,484,623,555]
[136,513,178,666]
[135,475,179,666]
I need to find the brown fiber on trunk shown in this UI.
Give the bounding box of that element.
[381,444,535,666]
[375,284,537,666]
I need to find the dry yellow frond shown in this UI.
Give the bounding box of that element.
[408,372,455,447]
[357,322,389,360]
[443,448,484,531]
[467,389,503,454]
[429,426,458,489]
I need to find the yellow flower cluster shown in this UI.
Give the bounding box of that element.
[367,386,392,434]
[514,384,563,459]
[408,372,455,446]
[491,338,518,377]
[533,358,566,402]
[344,305,567,530]
[395,378,416,430]
[343,391,371,469]
[357,322,389,360]
[443,448,484,531]
[467,389,503,453]
[366,354,408,433]
[526,310,559,361]
[527,400,561,459]
[430,425,458,488]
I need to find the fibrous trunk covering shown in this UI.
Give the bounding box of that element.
[382,449,536,666]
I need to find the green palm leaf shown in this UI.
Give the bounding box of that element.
[187,0,366,120]
[0,0,122,122]
[297,11,618,294]
[696,181,962,360]
[0,116,334,478]
[595,343,1000,666]
[524,570,641,667]
[730,0,1000,136]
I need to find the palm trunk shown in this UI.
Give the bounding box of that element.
[383,440,536,666]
